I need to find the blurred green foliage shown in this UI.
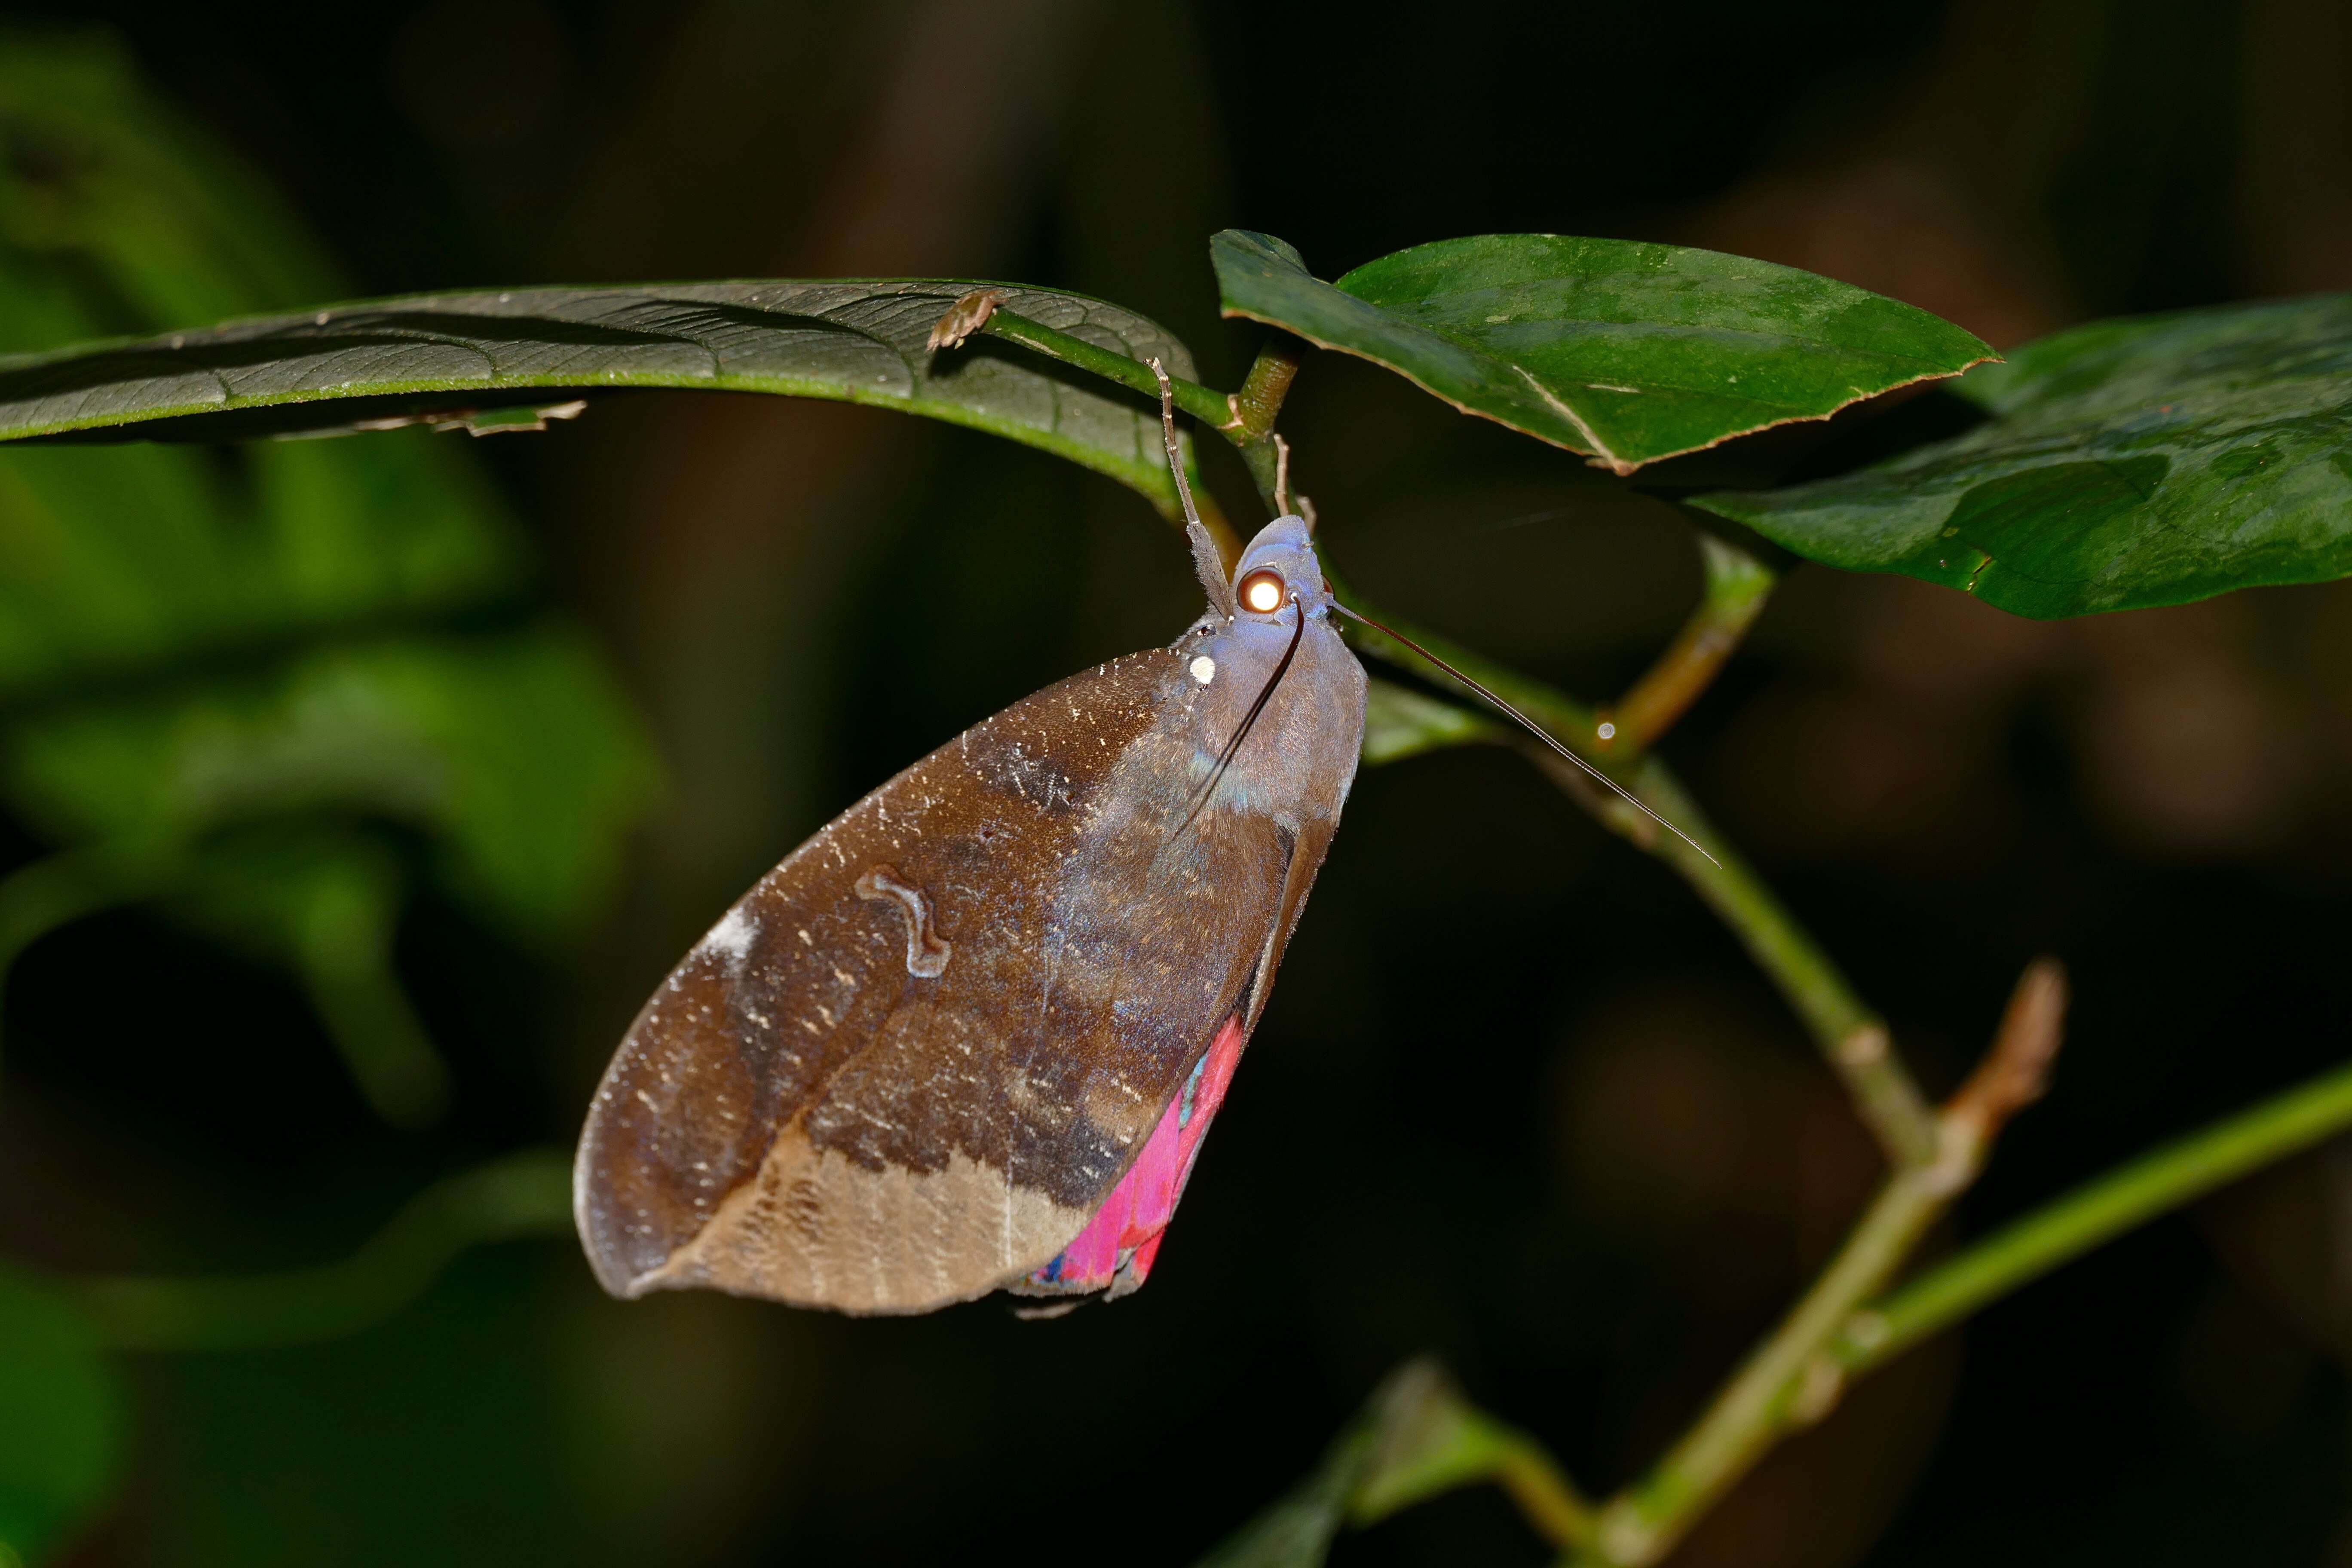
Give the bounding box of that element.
[0,33,652,1562]
[0,1265,125,1565]
[0,32,654,1132]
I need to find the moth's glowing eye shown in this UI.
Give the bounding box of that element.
[1238,569,1286,614]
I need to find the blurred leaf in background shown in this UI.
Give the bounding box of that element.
[0,31,655,1130]
[0,29,652,1565]
[0,1265,126,1565]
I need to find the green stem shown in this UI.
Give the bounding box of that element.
[1602,535,1776,758]
[1583,1168,1949,1566]
[1333,579,1602,750]
[1229,334,1304,439]
[72,1148,570,1351]
[981,306,1240,553]
[291,861,450,1131]
[1344,1358,1597,1553]
[1339,584,1938,1169]
[1843,1054,2352,1377]
[980,308,1309,515]
[982,308,1230,428]
[1225,335,1307,507]
[1614,760,1938,1168]
[1578,962,2064,1567]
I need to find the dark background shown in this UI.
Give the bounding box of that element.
[6,1,2352,1564]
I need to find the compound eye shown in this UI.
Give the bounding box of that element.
[1237,568,1287,615]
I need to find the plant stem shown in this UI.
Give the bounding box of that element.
[1224,335,1308,505]
[1339,585,1938,1170]
[1841,1051,2352,1378]
[1601,534,1776,757]
[1334,582,1602,750]
[1344,1357,1597,1552]
[1229,334,1304,438]
[1580,962,2067,1568]
[73,1148,570,1351]
[979,306,1240,553]
[1493,1431,1598,1549]
[980,307,1230,427]
[978,305,1308,515]
[1605,759,1939,1168]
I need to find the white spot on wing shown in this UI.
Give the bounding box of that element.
[700,905,758,971]
[1189,655,1216,685]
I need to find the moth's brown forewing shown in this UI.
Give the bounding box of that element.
[576,630,1355,1314]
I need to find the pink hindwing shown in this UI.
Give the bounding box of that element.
[1024,1015,1247,1296]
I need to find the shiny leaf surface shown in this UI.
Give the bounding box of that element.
[1692,294,2352,616]
[1213,230,1990,473]
[0,282,1199,513]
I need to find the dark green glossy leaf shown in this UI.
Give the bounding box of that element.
[0,282,1200,514]
[1691,294,2352,616]
[1213,230,1991,473]
[0,1266,128,1563]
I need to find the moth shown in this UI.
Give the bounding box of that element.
[574,369,1699,1315]
[575,387,1369,1314]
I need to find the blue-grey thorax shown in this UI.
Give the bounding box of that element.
[1179,516,1366,833]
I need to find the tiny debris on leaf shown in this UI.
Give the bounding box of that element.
[928,288,1005,352]
[346,400,589,438]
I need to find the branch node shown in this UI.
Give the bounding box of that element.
[1946,957,2068,1138]
[1597,1504,1660,1567]
[1790,1354,1845,1427]
[1835,1023,1890,1068]
[1841,1308,1891,1354]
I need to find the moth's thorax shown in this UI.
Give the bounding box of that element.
[1166,515,1366,830]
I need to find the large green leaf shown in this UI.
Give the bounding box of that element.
[1691,294,2352,617]
[0,1266,128,1563]
[0,282,1200,514]
[1213,230,1991,474]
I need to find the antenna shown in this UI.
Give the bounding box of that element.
[1148,358,1234,620]
[1328,601,1721,868]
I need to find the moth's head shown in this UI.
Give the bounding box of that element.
[1229,515,1333,622]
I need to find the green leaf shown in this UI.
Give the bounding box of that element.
[0,1266,129,1564]
[1192,1360,1568,1568]
[1361,677,1502,766]
[1690,294,2352,617]
[2,631,655,941]
[0,33,349,340]
[1192,1417,1372,1568]
[1213,230,1991,474]
[0,283,1201,515]
[0,432,521,700]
